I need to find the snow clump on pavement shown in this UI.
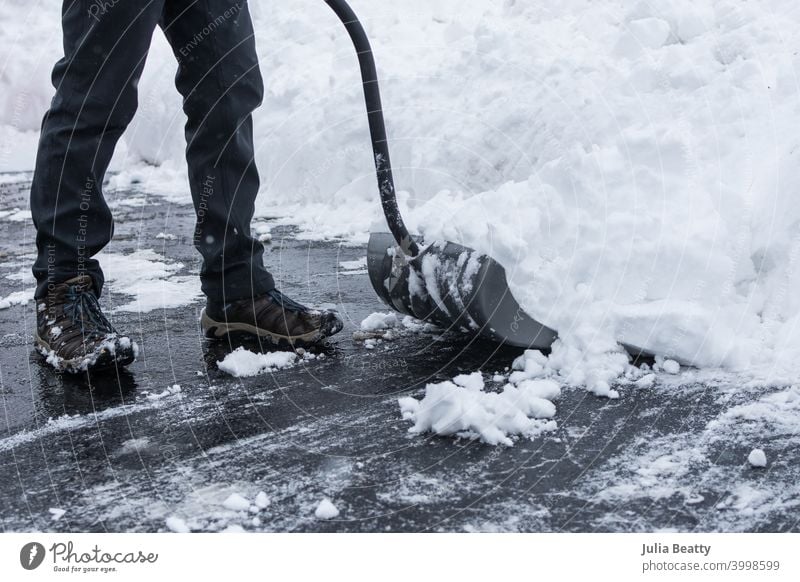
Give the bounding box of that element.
[314,498,340,520]
[747,449,767,468]
[399,370,559,446]
[217,347,299,378]
[222,493,251,512]
[165,516,190,533]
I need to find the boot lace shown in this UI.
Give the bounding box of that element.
[63,284,116,337]
[267,289,310,313]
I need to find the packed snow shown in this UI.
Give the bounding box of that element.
[165,516,190,533]
[0,290,30,310]
[399,371,559,446]
[99,249,203,313]
[143,384,183,401]
[360,312,398,332]
[253,222,272,243]
[353,312,438,344]
[339,257,367,272]
[217,347,299,378]
[35,333,139,374]
[222,493,251,512]
[747,448,768,468]
[0,208,31,222]
[314,498,340,520]
[254,492,271,509]
[48,508,66,521]
[4,0,800,390]
[116,438,151,456]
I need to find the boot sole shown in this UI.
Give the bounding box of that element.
[200,309,341,349]
[34,333,137,374]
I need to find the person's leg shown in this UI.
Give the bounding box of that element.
[160,0,274,302]
[160,0,342,347]
[31,0,165,300]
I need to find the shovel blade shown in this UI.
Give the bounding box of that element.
[366,232,557,348]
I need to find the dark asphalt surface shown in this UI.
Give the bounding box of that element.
[1,176,797,532]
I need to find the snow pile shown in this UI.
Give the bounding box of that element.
[360,312,398,332]
[503,347,689,399]
[217,347,299,377]
[511,343,627,399]
[7,1,800,386]
[406,0,800,387]
[399,371,559,446]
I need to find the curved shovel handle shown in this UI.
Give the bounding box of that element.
[324,0,419,257]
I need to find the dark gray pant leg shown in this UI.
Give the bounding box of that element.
[161,0,274,302]
[31,0,165,299]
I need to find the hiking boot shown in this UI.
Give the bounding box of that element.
[34,275,138,373]
[200,289,344,348]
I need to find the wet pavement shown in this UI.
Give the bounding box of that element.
[1,176,798,532]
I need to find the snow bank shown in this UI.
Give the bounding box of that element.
[217,347,298,378]
[7,1,800,387]
[406,0,800,386]
[399,371,559,446]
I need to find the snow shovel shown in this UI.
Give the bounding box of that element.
[326,0,557,349]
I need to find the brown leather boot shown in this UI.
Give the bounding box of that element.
[200,289,344,348]
[34,275,137,373]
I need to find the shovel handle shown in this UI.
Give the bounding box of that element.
[324,0,419,257]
